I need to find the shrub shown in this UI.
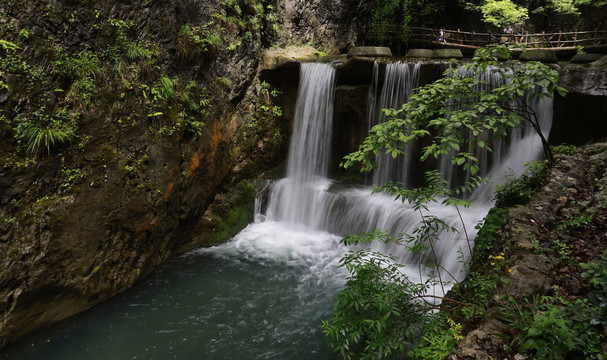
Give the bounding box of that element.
[551,143,578,156]
[499,253,607,359]
[322,245,430,359]
[15,108,78,155]
[55,50,102,80]
[494,161,549,207]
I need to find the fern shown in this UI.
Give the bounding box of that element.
[15,108,78,155]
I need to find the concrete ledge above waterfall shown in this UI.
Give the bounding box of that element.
[431,49,464,59]
[347,47,392,58]
[406,49,434,58]
[519,49,558,62]
[405,48,464,59]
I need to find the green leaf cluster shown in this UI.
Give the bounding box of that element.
[480,0,529,27]
[494,160,549,207]
[15,107,78,155]
[322,242,431,359]
[371,0,425,42]
[343,45,563,181]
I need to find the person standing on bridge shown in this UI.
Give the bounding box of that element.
[517,27,527,43]
[438,28,445,42]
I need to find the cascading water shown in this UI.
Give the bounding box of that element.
[258,61,489,287]
[368,62,421,187]
[438,65,553,203]
[1,60,554,360]
[264,63,337,228]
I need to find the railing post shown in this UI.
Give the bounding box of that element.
[558,31,561,47]
[542,31,546,47]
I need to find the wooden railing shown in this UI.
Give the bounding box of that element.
[367,26,607,49]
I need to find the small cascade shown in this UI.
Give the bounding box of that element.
[368,62,421,187]
[437,66,553,203]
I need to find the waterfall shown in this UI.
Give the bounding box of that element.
[257,60,553,294]
[437,66,553,203]
[368,62,421,187]
[264,63,336,228]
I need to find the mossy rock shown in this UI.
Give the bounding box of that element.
[519,49,557,63]
[347,47,392,58]
[209,180,256,244]
[570,53,605,64]
[431,49,463,59]
[406,49,433,58]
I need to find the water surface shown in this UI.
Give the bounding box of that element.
[1,222,347,360]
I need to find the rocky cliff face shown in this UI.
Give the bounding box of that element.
[282,0,372,53]
[0,0,371,348]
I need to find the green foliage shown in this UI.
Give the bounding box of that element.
[15,108,78,156]
[55,50,102,80]
[61,166,87,192]
[445,208,509,321]
[371,0,424,41]
[0,39,20,51]
[343,45,564,179]
[181,81,209,136]
[125,42,153,62]
[178,22,224,60]
[265,3,282,35]
[576,45,586,55]
[493,253,607,359]
[1,39,42,79]
[67,77,98,106]
[409,317,464,360]
[107,18,134,48]
[473,207,508,257]
[244,81,283,144]
[556,209,595,233]
[18,28,30,40]
[330,45,567,359]
[480,0,529,27]
[500,290,605,359]
[159,76,177,100]
[494,160,549,207]
[324,170,478,358]
[544,0,593,15]
[322,236,431,359]
[551,143,577,155]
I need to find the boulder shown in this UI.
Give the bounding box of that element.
[570,53,605,63]
[591,54,607,68]
[259,46,316,71]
